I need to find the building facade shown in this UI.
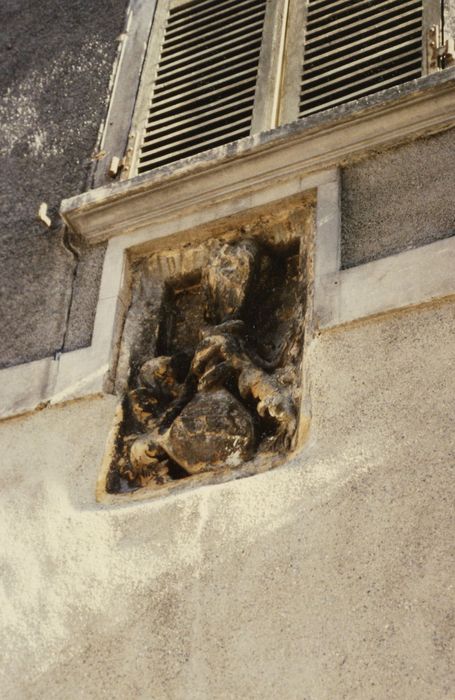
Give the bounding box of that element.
[1,1,455,697]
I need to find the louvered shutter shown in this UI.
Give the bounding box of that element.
[128,0,286,176]
[126,0,445,177]
[280,0,443,124]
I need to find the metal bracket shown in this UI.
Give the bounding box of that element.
[440,36,455,68]
[117,131,136,180]
[108,137,135,179]
[427,25,455,72]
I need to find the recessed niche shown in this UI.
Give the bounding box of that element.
[97,196,314,502]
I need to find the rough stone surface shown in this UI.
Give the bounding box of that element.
[341,128,455,268]
[167,389,256,473]
[0,0,127,368]
[1,300,454,699]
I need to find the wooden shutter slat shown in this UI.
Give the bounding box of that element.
[154,46,262,93]
[166,0,258,33]
[306,2,422,45]
[306,0,418,37]
[157,37,262,79]
[302,40,421,84]
[164,3,265,46]
[160,17,266,62]
[142,116,252,156]
[150,70,255,119]
[304,14,422,58]
[301,68,421,116]
[157,24,265,73]
[147,90,257,126]
[146,90,255,129]
[301,57,421,104]
[299,0,424,120]
[308,0,362,13]
[144,101,256,141]
[168,0,243,22]
[138,125,251,170]
[148,65,261,111]
[303,26,421,69]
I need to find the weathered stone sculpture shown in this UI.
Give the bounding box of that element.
[106,233,305,493]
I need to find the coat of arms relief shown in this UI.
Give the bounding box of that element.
[99,197,313,500]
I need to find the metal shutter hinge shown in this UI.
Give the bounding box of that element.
[427,25,455,72]
[108,156,122,178]
[108,133,136,179]
[108,153,132,179]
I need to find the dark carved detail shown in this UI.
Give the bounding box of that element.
[106,233,306,493]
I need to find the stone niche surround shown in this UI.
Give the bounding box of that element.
[98,197,314,502]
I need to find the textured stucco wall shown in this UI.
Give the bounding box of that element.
[341,128,455,268]
[1,300,454,699]
[0,0,128,369]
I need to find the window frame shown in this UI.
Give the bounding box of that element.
[423,0,446,73]
[106,0,447,182]
[92,0,158,188]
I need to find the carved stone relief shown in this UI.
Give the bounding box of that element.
[99,199,313,500]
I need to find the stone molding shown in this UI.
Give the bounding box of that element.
[3,72,455,420]
[62,70,455,244]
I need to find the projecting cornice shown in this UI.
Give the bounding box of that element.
[61,69,455,244]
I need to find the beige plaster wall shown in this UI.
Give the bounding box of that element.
[1,300,454,699]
